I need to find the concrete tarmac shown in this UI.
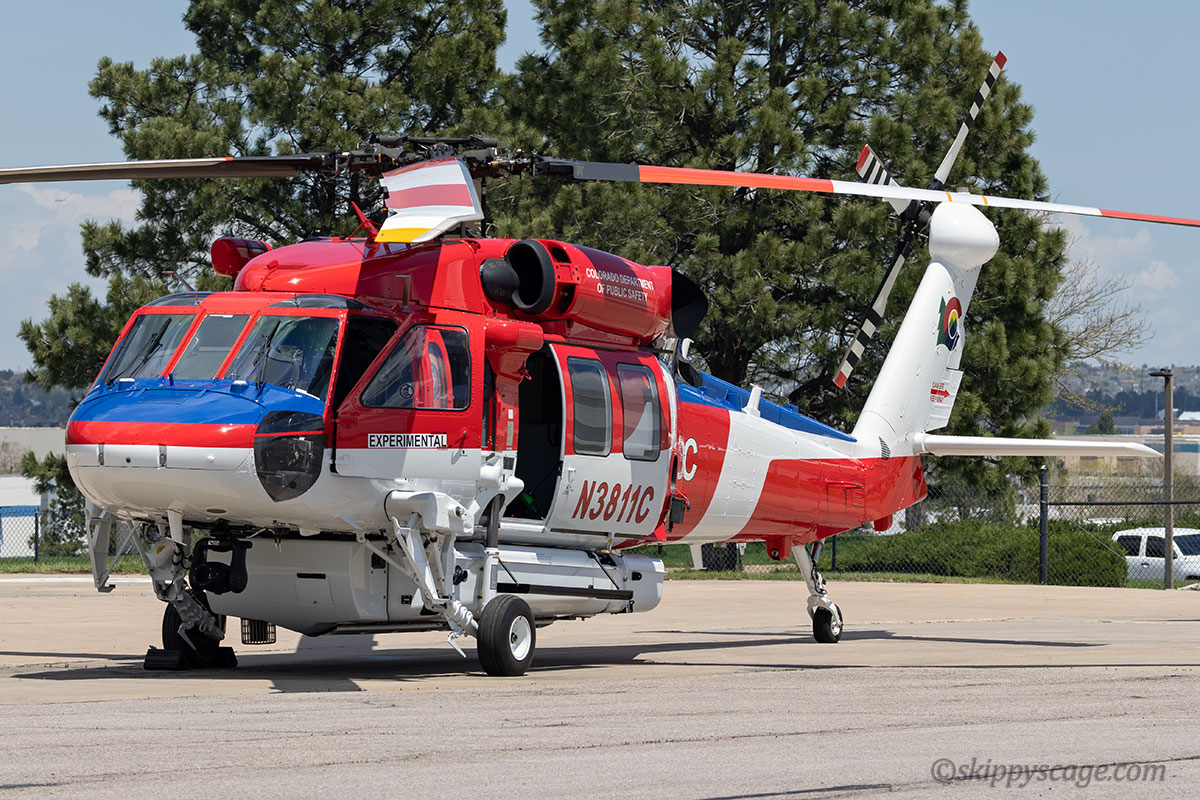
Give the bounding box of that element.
[2,576,1200,798]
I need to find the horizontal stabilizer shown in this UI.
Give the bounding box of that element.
[913,434,1159,458]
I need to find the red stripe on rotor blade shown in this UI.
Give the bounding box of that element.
[994,51,1007,68]
[1099,209,1200,228]
[637,165,836,193]
[856,146,871,172]
[385,183,475,209]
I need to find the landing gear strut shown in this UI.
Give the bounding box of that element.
[131,521,236,670]
[158,601,236,668]
[795,541,842,643]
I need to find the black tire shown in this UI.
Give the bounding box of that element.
[162,602,226,668]
[812,605,842,644]
[476,595,536,676]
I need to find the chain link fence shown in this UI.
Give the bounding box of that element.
[0,504,138,571]
[6,479,1195,585]
[645,479,1199,589]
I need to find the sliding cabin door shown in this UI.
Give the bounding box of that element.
[544,344,672,539]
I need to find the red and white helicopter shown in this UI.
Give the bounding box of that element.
[0,53,1179,675]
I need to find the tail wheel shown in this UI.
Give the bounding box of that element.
[477,595,536,676]
[162,602,226,668]
[812,605,842,644]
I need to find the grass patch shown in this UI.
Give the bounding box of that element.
[0,556,145,574]
[1126,578,1200,591]
[666,568,1031,584]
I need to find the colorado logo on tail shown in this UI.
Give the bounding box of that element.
[937,296,962,351]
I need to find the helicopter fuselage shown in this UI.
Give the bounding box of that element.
[68,236,921,555]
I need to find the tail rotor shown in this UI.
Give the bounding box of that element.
[832,51,1006,388]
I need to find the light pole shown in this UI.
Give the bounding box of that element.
[1150,368,1174,589]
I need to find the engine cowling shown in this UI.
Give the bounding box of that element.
[480,239,705,342]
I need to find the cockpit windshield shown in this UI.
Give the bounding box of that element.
[100,313,195,383]
[224,315,341,400]
[171,314,249,379]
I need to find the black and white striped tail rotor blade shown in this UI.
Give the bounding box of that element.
[931,51,1006,188]
[833,237,912,389]
[855,145,909,215]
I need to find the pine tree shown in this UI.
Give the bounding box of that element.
[20,0,506,391]
[496,0,1069,486]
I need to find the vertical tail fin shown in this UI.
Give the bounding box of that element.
[851,202,999,452]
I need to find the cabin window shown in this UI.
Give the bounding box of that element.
[170,314,249,379]
[100,313,195,383]
[618,364,660,461]
[568,357,610,456]
[1146,537,1166,558]
[224,315,340,400]
[361,326,470,410]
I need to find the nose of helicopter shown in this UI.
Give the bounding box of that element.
[65,381,327,519]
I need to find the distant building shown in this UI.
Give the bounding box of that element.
[0,427,65,461]
[1055,433,1200,477]
[0,428,65,558]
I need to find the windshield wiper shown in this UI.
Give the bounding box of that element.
[108,320,170,384]
[252,320,282,395]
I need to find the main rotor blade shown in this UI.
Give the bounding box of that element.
[0,155,329,184]
[541,158,1200,230]
[932,51,1006,189]
[833,234,913,389]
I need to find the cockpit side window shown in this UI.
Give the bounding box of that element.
[99,313,195,383]
[332,316,398,410]
[224,315,341,400]
[360,325,470,410]
[170,314,250,379]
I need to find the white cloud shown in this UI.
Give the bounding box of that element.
[13,184,140,221]
[1048,214,1200,365]
[1134,259,1178,292]
[0,184,140,370]
[4,227,40,252]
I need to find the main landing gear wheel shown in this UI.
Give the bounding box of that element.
[812,604,843,644]
[161,602,230,668]
[477,595,536,676]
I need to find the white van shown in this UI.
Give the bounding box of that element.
[1111,528,1200,582]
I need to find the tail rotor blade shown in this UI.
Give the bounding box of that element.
[833,236,913,388]
[856,145,909,215]
[931,51,1006,189]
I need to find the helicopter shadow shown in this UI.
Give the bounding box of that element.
[7,624,1149,693]
[10,630,813,693]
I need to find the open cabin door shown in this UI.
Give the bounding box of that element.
[541,343,672,540]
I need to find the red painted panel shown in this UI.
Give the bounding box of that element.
[67,420,257,448]
[668,403,730,540]
[737,455,926,544]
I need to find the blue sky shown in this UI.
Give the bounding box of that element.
[0,1,1194,373]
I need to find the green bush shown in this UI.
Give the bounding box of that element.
[830,521,1126,587]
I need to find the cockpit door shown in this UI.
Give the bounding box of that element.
[545,344,672,539]
[332,323,481,506]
